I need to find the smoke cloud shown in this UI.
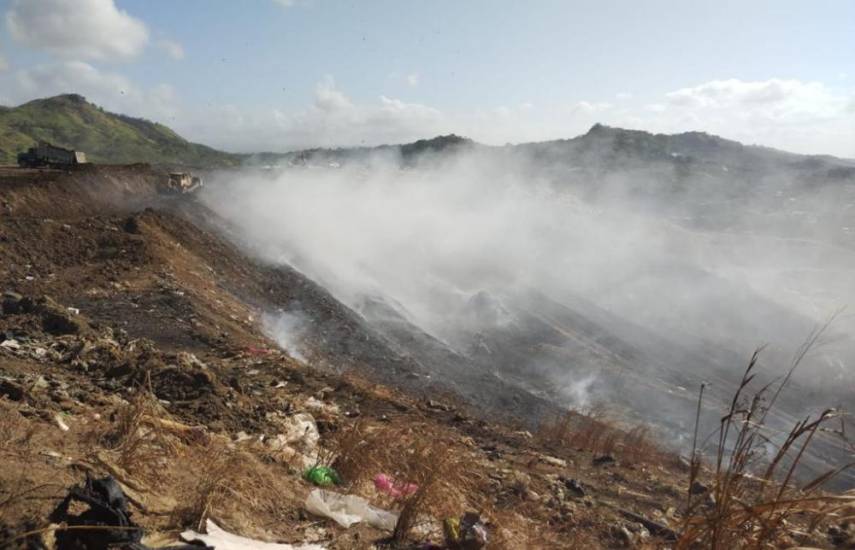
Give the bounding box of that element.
[200,146,855,425]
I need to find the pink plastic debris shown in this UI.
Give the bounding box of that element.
[374,473,418,498]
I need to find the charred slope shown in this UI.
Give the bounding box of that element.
[0,167,555,424]
[153,201,557,422]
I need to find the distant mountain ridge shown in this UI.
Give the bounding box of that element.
[3,93,854,174]
[0,94,242,167]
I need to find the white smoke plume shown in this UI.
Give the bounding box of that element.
[200,146,855,419]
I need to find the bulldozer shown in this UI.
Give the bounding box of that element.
[161,172,203,194]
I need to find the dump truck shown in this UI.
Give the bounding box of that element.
[17,142,87,168]
[161,172,203,194]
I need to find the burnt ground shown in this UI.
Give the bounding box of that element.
[0,166,847,549]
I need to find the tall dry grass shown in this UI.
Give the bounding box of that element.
[323,420,481,543]
[679,329,855,548]
[536,407,672,467]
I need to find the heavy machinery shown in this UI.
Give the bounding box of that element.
[17,142,88,168]
[162,172,203,194]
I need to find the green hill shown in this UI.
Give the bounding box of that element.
[0,94,242,167]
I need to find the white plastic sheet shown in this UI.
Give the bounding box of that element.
[181,519,326,550]
[304,488,398,531]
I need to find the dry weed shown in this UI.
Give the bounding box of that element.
[680,332,855,548]
[536,407,673,466]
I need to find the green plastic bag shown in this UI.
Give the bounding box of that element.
[303,466,341,487]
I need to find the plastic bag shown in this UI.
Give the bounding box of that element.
[373,473,418,498]
[182,519,325,549]
[303,466,341,487]
[304,489,398,531]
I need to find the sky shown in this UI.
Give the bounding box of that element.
[0,0,853,156]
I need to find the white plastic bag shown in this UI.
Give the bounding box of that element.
[282,413,320,453]
[181,519,326,549]
[304,489,398,531]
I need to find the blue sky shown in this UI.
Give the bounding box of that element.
[0,0,853,155]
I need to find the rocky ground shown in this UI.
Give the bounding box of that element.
[0,166,849,549]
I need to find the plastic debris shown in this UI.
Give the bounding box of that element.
[181,519,325,549]
[304,489,398,531]
[282,412,320,453]
[50,475,205,550]
[304,466,341,487]
[443,512,488,550]
[54,414,70,432]
[0,339,20,350]
[373,473,418,498]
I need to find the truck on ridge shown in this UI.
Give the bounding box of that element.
[17,142,88,168]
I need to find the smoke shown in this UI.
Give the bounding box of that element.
[200,146,855,422]
[262,310,309,363]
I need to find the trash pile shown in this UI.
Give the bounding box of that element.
[48,475,205,550]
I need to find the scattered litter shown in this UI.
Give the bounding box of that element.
[305,396,340,414]
[39,450,63,460]
[304,489,398,530]
[619,509,677,541]
[234,431,254,442]
[181,519,325,550]
[593,454,615,466]
[54,414,70,432]
[66,307,80,315]
[690,480,708,495]
[0,379,25,401]
[0,339,20,350]
[443,512,488,549]
[281,412,320,453]
[51,475,205,550]
[540,454,567,468]
[246,346,273,356]
[304,466,341,487]
[374,473,418,498]
[304,396,324,410]
[563,477,586,498]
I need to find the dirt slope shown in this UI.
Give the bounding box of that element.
[0,166,846,549]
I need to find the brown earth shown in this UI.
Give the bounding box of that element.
[0,166,846,549]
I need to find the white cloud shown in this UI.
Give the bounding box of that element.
[272,0,298,7]
[2,61,177,121]
[406,73,420,87]
[649,79,855,154]
[664,79,845,119]
[158,39,185,60]
[171,77,854,156]
[6,0,149,61]
[0,54,7,72]
[4,64,850,158]
[313,75,353,111]
[616,92,633,100]
[174,77,447,152]
[568,101,612,114]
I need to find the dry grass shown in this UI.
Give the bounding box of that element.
[321,419,482,543]
[326,418,373,483]
[0,399,36,457]
[679,335,855,549]
[536,407,674,467]
[390,434,477,543]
